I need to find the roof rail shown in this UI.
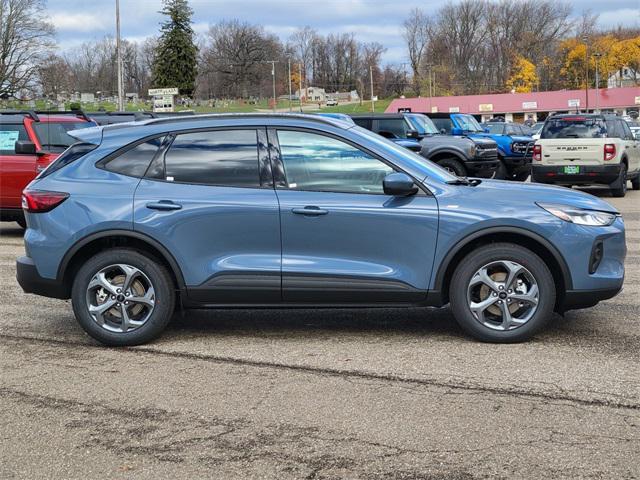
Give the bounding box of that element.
[35,109,91,121]
[0,110,40,121]
[144,112,340,127]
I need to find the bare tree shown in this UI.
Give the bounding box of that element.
[0,0,55,97]
[288,26,316,88]
[37,54,70,98]
[402,8,430,95]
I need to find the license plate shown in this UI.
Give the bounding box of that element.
[563,166,580,174]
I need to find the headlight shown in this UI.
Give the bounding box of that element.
[537,203,618,226]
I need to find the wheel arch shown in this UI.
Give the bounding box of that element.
[427,149,467,164]
[433,227,572,310]
[58,230,186,294]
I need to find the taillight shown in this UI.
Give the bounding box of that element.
[35,154,55,173]
[604,144,616,161]
[22,190,69,213]
[533,144,542,161]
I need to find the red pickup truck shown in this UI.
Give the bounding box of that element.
[0,110,97,228]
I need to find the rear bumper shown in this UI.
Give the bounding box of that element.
[16,255,69,299]
[559,286,623,312]
[466,160,499,178]
[532,164,621,184]
[0,208,24,222]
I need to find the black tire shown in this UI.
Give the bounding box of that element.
[610,163,627,198]
[493,158,508,180]
[71,248,175,346]
[16,216,26,229]
[449,243,556,343]
[631,173,640,191]
[437,157,467,177]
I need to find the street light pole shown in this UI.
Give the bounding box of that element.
[594,52,602,113]
[115,0,124,111]
[268,61,277,112]
[582,35,589,112]
[298,63,303,113]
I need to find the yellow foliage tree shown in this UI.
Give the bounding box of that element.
[506,56,538,93]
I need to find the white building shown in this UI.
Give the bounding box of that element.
[295,87,326,102]
[607,67,640,88]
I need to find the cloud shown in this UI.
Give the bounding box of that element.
[595,8,640,27]
[50,13,107,33]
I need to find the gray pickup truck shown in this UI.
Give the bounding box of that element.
[350,113,499,178]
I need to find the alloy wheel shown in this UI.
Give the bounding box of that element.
[86,264,155,333]
[466,260,539,331]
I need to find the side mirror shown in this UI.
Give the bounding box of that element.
[406,130,420,139]
[15,140,37,155]
[451,127,463,136]
[383,172,418,197]
[483,127,490,133]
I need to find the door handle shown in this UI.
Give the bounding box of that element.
[291,206,328,216]
[146,201,182,211]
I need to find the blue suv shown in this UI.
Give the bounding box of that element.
[430,113,534,181]
[17,114,625,346]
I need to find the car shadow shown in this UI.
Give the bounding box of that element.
[0,224,25,238]
[164,306,467,340]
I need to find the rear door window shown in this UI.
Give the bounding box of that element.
[162,129,260,187]
[0,124,29,154]
[352,118,371,129]
[541,118,607,139]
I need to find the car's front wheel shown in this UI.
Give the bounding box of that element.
[449,243,556,342]
[71,248,175,346]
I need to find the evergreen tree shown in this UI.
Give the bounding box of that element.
[151,0,197,96]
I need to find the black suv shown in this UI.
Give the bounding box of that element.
[351,113,499,178]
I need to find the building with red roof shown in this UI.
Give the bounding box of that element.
[386,86,640,122]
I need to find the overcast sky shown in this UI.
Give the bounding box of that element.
[47,0,640,64]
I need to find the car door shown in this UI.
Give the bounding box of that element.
[0,123,36,209]
[133,127,282,304]
[268,128,439,304]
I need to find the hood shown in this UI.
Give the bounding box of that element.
[469,136,498,147]
[509,135,534,142]
[471,179,619,213]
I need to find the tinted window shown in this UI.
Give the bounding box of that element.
[39,143,98,178]
[620,121,633,140]
[374,118,408,138]
[0,124,29,153]
[541,118,607,139]
[431,117,453,134]
[105,136,165,177]
[33,121,98,152]
[164,130,259,187]
[352,118,371,129]
[277,130,393,194]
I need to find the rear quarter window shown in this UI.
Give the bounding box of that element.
[0,124,29,154]
[431,118,453,134]
[38,143,98,178]
[101,136,166,178]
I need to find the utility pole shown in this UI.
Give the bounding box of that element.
[369,65,375,112]
[115,0,124,111]
[298,62,303,112]
[594,52,602,113]
[288,59,292,112]
[582,35,589,112]
[265,60,277,112]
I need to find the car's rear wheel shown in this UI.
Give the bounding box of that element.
[449,243,555,342]
[71,248,175,346]
[437,157,467,177]
[631,173,640,191]
[512,170,530,182]
[610,163,627,197]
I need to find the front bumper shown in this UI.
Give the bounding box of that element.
[532,164,622,185]
[502,154,532,173]
[16,255,69,299]
[466,159,499,178]
[559,287,623,312]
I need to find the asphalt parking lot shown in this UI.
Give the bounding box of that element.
[0,187,638,479]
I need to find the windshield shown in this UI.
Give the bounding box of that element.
[407,114,439,135]
[541,117,606,139]
[33,121,98,152]
[350,125,458,183]
[456,114,484,132]
[486,124,504,134]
